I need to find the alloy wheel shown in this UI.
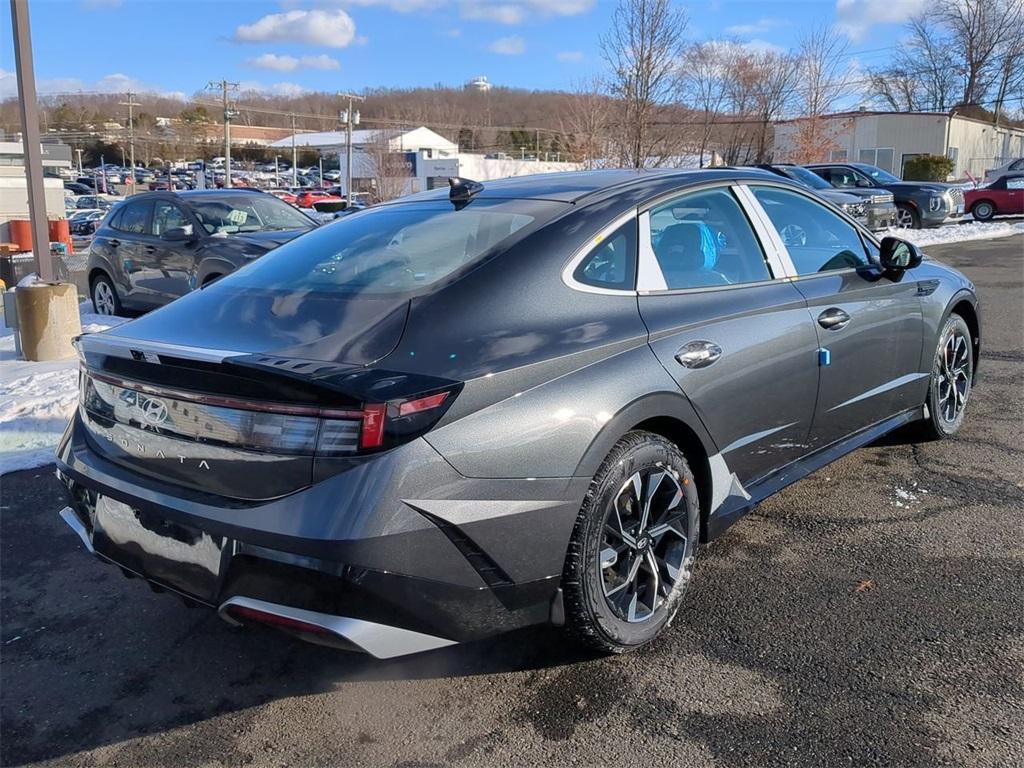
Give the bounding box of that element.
[93,281,115,315]
[895,207,915,228]
[600,468,691,623]
[938,329,971,423]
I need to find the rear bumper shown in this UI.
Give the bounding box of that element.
[56,412,584,655]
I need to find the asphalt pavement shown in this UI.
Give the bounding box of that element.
[1,235,1022,768]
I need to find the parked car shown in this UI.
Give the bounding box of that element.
[295,189,340,208]
[267,189,298,205]
[744,164,896,231]
[86,189,317,315]
[75,176,98,191]
[806,162,964,229]
[965,173,1024,221]
[76,194,119,210]
[59,170,980,659]
[982,157,1024,185]
[69,209,108,249]
[64,181,93,196]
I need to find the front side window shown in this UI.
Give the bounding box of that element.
[1006,177,1024,190]
[573,221,637,290]
[751,186,870,275]
[151,201,188,236]
[225,199,553,296]
[648,187,772,290]
[113,200,152,234]
[822,167,865,189]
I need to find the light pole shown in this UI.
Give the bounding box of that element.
[275,155,280,187]
[291,114,297,187]
[75,148,83,174]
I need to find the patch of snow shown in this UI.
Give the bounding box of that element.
[0,300,128,475]
[892,482,926,508]
[889,221,1024,247]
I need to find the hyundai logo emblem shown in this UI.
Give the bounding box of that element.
[141,397,169,425]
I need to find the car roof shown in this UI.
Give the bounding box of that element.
[393,168,781,204]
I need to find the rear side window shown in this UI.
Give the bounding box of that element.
[573,221,637,290]
[113,200,151,234]
[751,186,870,275]
[151,201,188,236]
[648,187,772,289]
[226,199,557,296]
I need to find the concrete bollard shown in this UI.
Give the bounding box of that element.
[15,282,82,361]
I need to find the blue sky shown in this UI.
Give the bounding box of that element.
[0,0,928,99]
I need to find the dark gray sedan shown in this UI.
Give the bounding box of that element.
[87,189,316,315]
[58,169,979,658]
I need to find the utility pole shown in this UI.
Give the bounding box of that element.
[338,92,363,202]
[207,79,238,187]
[118,91,141,182]
[10,0,52,280]
[290,114,298,187]
[275,155,280,187]
[75,148,83,174]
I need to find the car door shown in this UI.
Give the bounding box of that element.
[1005,176,1024,213]
[637,183,820,485]
[747,184,927,451]
[106,198,157,307]
[149,198,196,300]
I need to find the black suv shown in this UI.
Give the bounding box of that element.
[806,162,964,229]
[87,189,317,315]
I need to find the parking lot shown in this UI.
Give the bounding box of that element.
[1,235,1021,768]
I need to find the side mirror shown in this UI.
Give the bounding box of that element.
[162,224,194,242]
[856,178,873,188]
[879,236,922,272]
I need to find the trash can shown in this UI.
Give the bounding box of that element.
[9,219,34,252]
[48,219,74,255]
[15,282,82,361]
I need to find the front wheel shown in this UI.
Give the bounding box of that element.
[895,203,920,229]
[971,201,995,222]
[918,314,974,439]
[562,431,700,654]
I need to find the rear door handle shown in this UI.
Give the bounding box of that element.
[108,238,120,248]
[675,340,722,369]
[817,307,850,331]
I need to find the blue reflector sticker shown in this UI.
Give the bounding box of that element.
[818,348,831,366]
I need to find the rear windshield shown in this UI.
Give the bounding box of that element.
[778,165,831,190]
[224,198,560,296]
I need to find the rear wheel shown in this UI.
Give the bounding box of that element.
[90,273,121,316]
[918,314,974,439]
[562,431,700,654]
[971,201,995,221]
[895,203,920,229]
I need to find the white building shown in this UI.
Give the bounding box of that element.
[465,76,493,92]
[773,110,1024,180]
[0,141,71,246]
[270,126,582,199]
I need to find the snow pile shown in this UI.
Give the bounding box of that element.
[891,221,1024,247]
[892,482,928,508]
[0,302,127,475]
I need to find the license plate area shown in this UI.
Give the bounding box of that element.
[92,495,228,603]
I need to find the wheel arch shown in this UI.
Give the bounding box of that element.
[574,392,719,543]
[969,197,996,215]
[196,255,238,287]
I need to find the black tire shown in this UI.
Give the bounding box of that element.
[90,273,122,316]
[895,203,920,229]
[971,200,995,222]
[562,431,700,654]
[917,313,974,440]
[202,273,223,287]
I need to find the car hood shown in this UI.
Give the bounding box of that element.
[817,189,863,204]
[883,181,951,194]
[221,228,312,250]
[101,281,410,366]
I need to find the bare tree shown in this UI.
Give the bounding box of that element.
[788,26,850,163]
[600,0,688,168]
[561,77,612,168]
[680,42,729,167]
[748,50,799,161]
[364,131,411,202]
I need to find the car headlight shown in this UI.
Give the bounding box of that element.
[928,195,946,212]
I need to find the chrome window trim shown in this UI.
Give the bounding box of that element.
[78,332,246,364]
[561,209,639,296]
[733,184,795,278]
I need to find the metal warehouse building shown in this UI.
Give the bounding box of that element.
[773,110,1024,181]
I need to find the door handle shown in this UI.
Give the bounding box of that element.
[675,340,722,369]
[108,238,120,248]
[817,307,850,331]
[144,245,156,253]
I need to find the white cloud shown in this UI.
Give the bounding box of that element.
[488,35,525,55]
[234,9,357,48]
[557,50,584,62]
[442,27,462,38]
[338,0,443,10]
[247,53,341,71]
[462,0,593,25]
[738,39,787,55]
[725,17,787,36]
[835,0,926,42]
[0,69,185,100]
[237,80,313,97]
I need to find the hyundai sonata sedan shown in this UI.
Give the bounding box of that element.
[56,169,980,658]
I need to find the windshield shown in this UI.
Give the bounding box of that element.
[778,165,831,190]
[223,199,557,296]
[188,193,315,234]
[856,164,901,184]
